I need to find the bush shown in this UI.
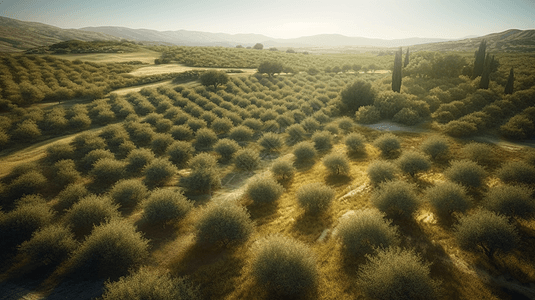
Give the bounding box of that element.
[337,116,354,132]
[151,133,174,156]
[483,185,534,219]
[109,179,148,207]
[7,170,47,202]
[143,158,177,188]
[259,132,283,152]
[167,141,195,167]
[355,105,381,124]
[188,152,218,169]
[420,135,449,160]
[125,148,155,174]
[46,143,74,162]
[13,120,41,141]
[80,149,115,173]
[345,132,366,154]
[443,120,478,137]
[357,247,440,300]
[336,208,399,257]
[246,176,284,204]
[271,160,295,181]
[234,148,260,171]
[101,268,199,300]
[293,141,317,163]
[71,132,107,157]
[324,123,339,135]
[424,181,471,218]
[371,180,419,217]
[0,202,54,254]
[91,158,126,186]
[18,225,77,266]
[340,80,376,114]
[195,201,254,247]
[397,151,431,176]
[194,128,218,150]
[296,183,334,215]
[322,152,350,176]
[53,159,81,188]
[367,160,397,185]
[444,160,487,188]
[461,142,495,166]
[242,118,263,131]
[228,125,254,143]
[286,124,306,143]
[454,209,519,258]
[211,117,234,134]
[55,183,89,212]
[66,220,149,278]
[179,167,221,194]
[300,117,320,133]
[373,133,401,157]
[141,188,193,224]
[64,195,120,236]
[393,107,420,125]
[169,124,194,141]
[496,161,535,185]
[214,138,240,161]
[311,130,333,151]
[250,235,318,297]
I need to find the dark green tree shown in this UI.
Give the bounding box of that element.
[253,43,264,50]
[404,47,410,67]
[504,67,514,95]
[340,80,376,114]
[472,40,487,79]
[258,61,284,77]
[199,70,229,89]
[392,48,402,93]
[479,53,494,89]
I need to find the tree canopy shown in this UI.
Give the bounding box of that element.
[199,70,229,89]
[258,61,284,77]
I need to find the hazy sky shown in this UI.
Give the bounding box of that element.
[1,0,534,39]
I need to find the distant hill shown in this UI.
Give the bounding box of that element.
[411,29,535,52]
[0,16,120,52]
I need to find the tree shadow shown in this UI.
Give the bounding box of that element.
[347,150,368,161]
[292,212,332,240]
[294,160,315,172]
[135,219,181,253]
[246,200,278,221]
[325,174,352,187]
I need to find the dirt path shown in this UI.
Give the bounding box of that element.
[128,64,257,77]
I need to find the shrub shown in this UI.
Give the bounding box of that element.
[64,195,120,236]
[13,120,41,141]
[167,141,195,167]
[66,220,149,278]
[300,117,320,133]
[286,124,307,142]
[337,116,354,132]
[53,159,82,188]
[461,142,495,166]
[336,208,399,257]
[420,135,449,160]
[55,183,89,212]
[444,160,487,188]
[373,133,401,157]
[46,143,74,162]
[425,181,471,218]
[188,152,218,169]
[311,130,333,151]
[397,151,431,177]
[296,183,334,215]
[211,117,234,134]
[355,105,381,124]
[393,107,420,125]
[345,132,366,154]
[271,160,295,181]
[454,209,519,258]
[151,133,174,156]
[483,185,534,219]
[443,120,478,137]
[259,132,283,152]
[322,152,350,176]
[194,128,218,150]
[71,132,107,157]
[179,167,221,194]
[371,180,419,217]
[246,176,284,204]
[141,188,193,224]
[242,118,263,131]
[357,247,440,300]
[250,235,318,297]
[496,161,535,185]
[143,158,177,188]
[169,124,194,141]
[101,268,199,300]
[340,80,376,114]
[228,125,254,143]
[18,225,77,266]
[80,149,115,173]
[7,170,47,202]
[126,148,155,174]
[214,138,240,161]
[0,202,54,254]
[109,179,148,207]
[91,158,126,186]
[293,141,317,163]
[195,201,254,247]
[234,148,260,171]
[367,160,397,185]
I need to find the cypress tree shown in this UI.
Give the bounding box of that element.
[504,67,514,95]
[404,47,410,68]
[472,40,487,79]
[392,48,402,93]
[479,53,494,89]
